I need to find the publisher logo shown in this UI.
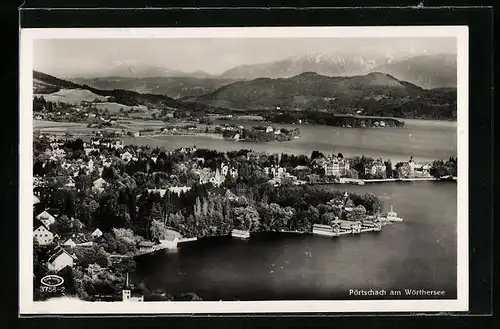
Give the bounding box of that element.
[40,274,64,287]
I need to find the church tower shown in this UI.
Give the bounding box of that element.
[122,273,131,301]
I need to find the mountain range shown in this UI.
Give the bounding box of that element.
[193,71,453,109]
[33,69,457,120]
[60,53,456,96]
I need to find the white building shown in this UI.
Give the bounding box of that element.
[167,186,191,196]
[147,189,168,197]
[121,151,133,162]
[33,225,54,246]
[92,177,108,193]
[63,238,77,248]
[209,168,225,187]
[91,228,103,239]
[65,177,76,188]
[47,247,76,272]
[323,157,350,177]
[36,211,56,229]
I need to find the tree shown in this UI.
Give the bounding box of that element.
[150,219,168,241]
[384,160,393,178]
[395,162,412,178]
[51,215,73,234]
[344,168,359,179]
[112,228,138,245]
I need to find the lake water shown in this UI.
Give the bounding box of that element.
[124,119,456,163]
[132,181,457,300]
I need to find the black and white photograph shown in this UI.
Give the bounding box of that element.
[19,26,468,314]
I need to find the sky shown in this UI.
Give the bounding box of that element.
[33,37,457,78]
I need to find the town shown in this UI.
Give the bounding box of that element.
[32,132,457,302]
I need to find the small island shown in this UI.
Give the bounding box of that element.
[265,111,406,128]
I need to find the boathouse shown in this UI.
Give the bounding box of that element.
[313,224,332,234]
[231,229,250,239]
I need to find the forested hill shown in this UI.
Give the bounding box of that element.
[33,70,220,113]
[193,72,457,120]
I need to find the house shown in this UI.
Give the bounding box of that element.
[167,186,191,196]
[47,246,76,272]
[229,168,238,179]
[194,168,212,185]
[209,168,225,187]
[293,165,311,180]
[224,189,238,202]
[413,163,432,177]
[266,166,286,178]
[70,217,85,230]
[323,157,350,177]
[65,177,76,188]
[147,189,168,197]
[221,163,229,176]
[92,177,108,193]
[36,210,56,228]
[33,224,54,246]
[84,147,98,156]
[62,238,77,248]
[91,228,103,239]
[268,177,281,187]
[121,151,133,162]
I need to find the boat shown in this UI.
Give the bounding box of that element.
[381,205,404,222]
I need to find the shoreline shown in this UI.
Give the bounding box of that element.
[310,177,457,186]
[139,133,224,139]
[119,223,400,258]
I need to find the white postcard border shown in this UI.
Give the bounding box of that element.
[19,26,469,315]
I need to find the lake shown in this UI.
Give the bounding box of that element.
[124,119,457,163]
[132,181,457,300]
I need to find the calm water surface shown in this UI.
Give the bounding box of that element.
[124,119,456,162]
[132,181,457,300]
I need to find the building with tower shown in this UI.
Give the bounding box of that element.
[122,273,144,302]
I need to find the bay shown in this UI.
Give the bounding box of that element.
[132,181,457,300]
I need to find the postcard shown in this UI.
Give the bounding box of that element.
[19,26,468,315]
